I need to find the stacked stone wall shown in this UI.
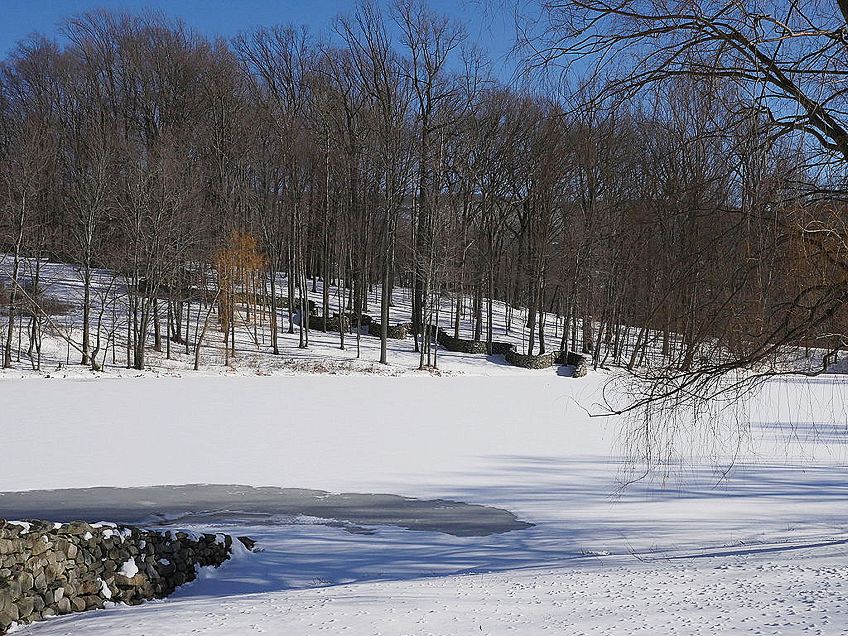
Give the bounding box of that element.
[0,519,232,634]
[310,313,351,332]
[436,330,490,354]
[368,321,414,340]
[564,351,589,377]
[504,349,554,369]
[437,328,587,375]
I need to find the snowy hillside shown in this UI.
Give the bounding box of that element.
[0,257,581,379]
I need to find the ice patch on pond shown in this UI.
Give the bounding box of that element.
[0,485,531,537]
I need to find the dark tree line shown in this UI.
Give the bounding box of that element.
[0,1,841,389]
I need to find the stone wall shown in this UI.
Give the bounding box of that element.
[437,328,587,375]
[563,351,589,377]
[288,298,318,314]
[310,313,351,333]
[361,322,588,375]
[489,341,515,356]
[504,349,554,370]
[436,329,514,356]
[311,312,376,332]
[436,329,489,354]
[0,519,232,634]
[368,321,414,340]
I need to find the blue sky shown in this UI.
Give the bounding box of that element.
[0,0,519,79]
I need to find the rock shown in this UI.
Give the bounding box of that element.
[0,589,13,612]
[3,580,20,600]
[237,536,257,552]
[56,596,71,615]
[30,539,51,557]
[53,537,72,559]
[0,603,18,624]
[16,595,35,619]
[14,572,33,593]
[78,579,100,596]
[33,571,47,592]
[82,595,102,610]
[62,581,78,598]
[63,522,93,536]
[45,561,64,582]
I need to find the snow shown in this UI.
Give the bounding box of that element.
[0,375,605,493]
[1,256,847,633]
[117,557,139,579]
[24,558,846,635]
[97,578,112,600]
[0,257,587,380]
[7,521,31,534]
[2,373,847,634]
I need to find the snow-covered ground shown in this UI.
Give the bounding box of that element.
[0,257,581,379]
[3,255,843,379]
[2,373,848,634]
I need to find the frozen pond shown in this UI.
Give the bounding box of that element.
[0,483,532,537]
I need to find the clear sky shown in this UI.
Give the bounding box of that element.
[0,0,519,80]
